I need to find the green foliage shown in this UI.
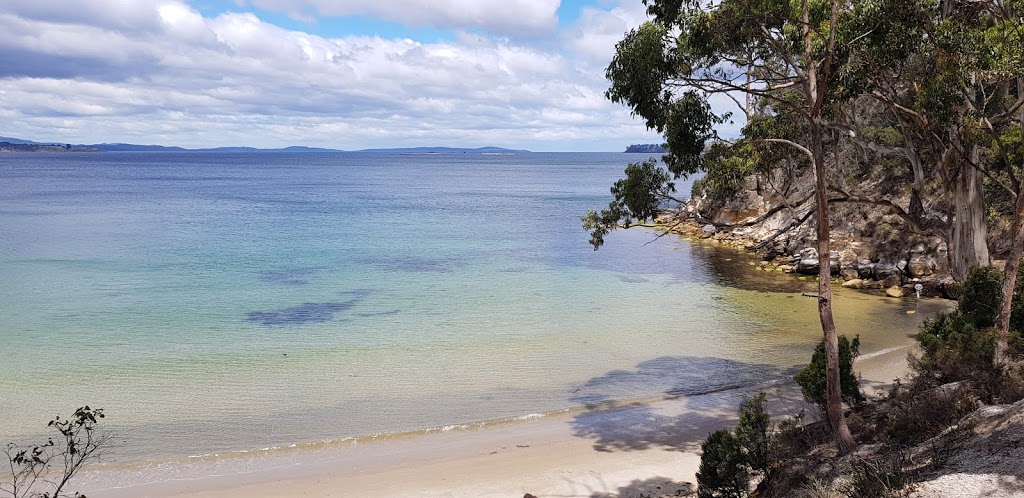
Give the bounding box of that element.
[697,429,750,498]
[2,407,107,498]
[735,392,772,476]
[697,393,776,498]
[915,265,1024,388]
[958,266,1003,329]
[581,159,675,249]
[794,335,865,407]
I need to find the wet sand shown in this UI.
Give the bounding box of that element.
[78,341,919,498]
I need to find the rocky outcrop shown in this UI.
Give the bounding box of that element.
[662,173,965,298]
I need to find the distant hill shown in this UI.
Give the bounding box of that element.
[625,144,668,153]
[0,142,100,152]
[0,136,528,154]
[356,146,529,154]
[0,136,39,145]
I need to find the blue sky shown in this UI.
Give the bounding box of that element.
[0,0,738,151]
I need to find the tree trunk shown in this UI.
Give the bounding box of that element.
[994,191,1024,366]
[951,154,991,280]
[811,121,856,455]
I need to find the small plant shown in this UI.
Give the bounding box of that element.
[842,453,910,498]
[795,335,865,407]
[797,477,843,498]
[1,407,108,498]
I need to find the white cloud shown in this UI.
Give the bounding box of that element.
[0,0,669,150]
[242,0,560,36]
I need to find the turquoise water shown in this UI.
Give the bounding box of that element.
[0,152,943,463]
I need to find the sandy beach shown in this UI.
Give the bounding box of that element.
[77,341,917,498]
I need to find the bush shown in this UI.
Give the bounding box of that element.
[697,393,776,498]
[795,335,865,407]
[914,266,1024,397]
[697,429,750,498]
[735,392,772,477]
[883,383,979,446]
[842,453,910,498]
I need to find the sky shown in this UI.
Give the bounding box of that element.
[0,0,726,151]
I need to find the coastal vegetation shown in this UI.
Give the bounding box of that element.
[625,144,669,153]
[691,266,1024,497]
[585,0,1024,458]
[2,407,107,498]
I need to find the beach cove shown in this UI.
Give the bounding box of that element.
[0,152,951,496]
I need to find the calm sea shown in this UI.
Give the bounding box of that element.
[0,151,941,463]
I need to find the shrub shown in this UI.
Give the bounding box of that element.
[795,335,865,407]
[697,393,775,498]
[697,429,750,498]
[883,383,979,446]
[842,453,910,498]
[914,266,1024,397]
[735,392,772,476]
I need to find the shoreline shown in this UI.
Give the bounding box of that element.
[78,341,923,498]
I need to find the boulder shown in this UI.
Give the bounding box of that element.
[701,224,716,235]
[874,261,900,280]
[840,268,860,281]
[796,248,819,274]
[939,277,961,300]
[839,250,858,269]
[842,278,865,289]
[882,274,902,288]
[907,255,936,277]
[886,286,905,298]
[857,259,875,279]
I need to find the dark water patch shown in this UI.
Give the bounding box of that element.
[617,275,650,284]
[497,266,532,273]
[258,267,321,286]
[357,256,459,273]
[356,310,400,318]
[246,290,372,326]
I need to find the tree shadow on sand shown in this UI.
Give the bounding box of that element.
[589,477,695,498]
[569,356,806,453]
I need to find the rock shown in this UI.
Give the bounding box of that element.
[940,277,961,300]
[829,251,840,274]
[701,224,716,235]
[886,286,905,298]
[857,259,875,279]
[796,248,819,274]
[897,259,908,272]
[841,268,860,281]
[907,255,936,277]
[874,261,900,280]
[842,278,865,289]
[839,249,858,268]
[882,274,902,288]
[861,279,883,289]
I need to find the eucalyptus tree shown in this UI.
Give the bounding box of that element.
[842,0,1023,360]
[586,0,859,453]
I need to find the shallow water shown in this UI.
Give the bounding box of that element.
[0,152,947,464]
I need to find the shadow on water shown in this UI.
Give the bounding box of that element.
[569,356,802,453]
[687,243,812,294]
[246,289,372,326]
